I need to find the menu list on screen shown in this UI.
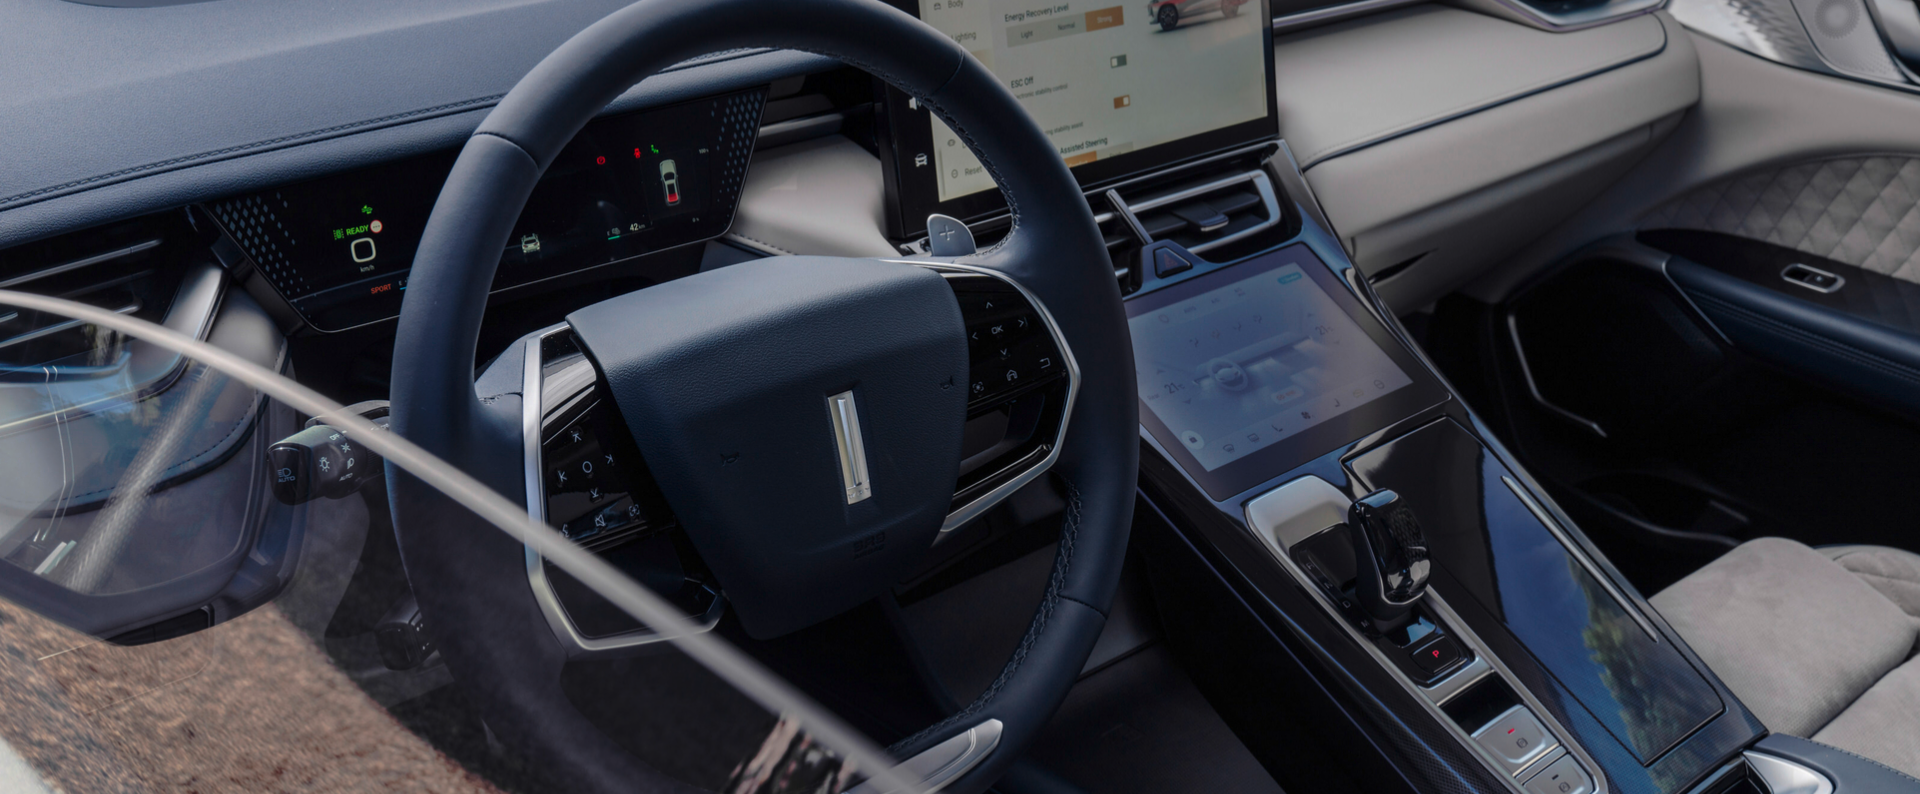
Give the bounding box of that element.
[916,0,1270,202]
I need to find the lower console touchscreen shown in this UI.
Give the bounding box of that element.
[1128,245,1448,498]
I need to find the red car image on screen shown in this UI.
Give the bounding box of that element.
[1148,0,1248,30]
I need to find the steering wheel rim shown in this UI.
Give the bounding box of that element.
[386,0,1139,790]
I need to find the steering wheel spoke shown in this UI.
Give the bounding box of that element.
[930,264,1079,536]
[521,325,726,657]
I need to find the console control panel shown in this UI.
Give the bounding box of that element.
[1290,523,1472,685]
[1446,680,1594,791]
[1472,705,1558,774]
[1523,753,1594,794]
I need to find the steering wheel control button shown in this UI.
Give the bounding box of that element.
[925,213,977,257]
[1408,635,1464,676]
[951,275,1066,412]
[1522,754,1593,794]
[1472,705,1558,775]
[540,394,667,553]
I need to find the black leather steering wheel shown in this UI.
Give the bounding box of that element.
[386,0,1138,790]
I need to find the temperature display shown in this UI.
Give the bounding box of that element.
[1129,259,1415,472]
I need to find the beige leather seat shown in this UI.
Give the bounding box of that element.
[1652,538,1920,778]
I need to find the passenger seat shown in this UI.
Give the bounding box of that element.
[1651,537,1920,779]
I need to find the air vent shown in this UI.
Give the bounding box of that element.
[902,167,1285,295]
[1096,169,1283,274]
[0,212,213,370]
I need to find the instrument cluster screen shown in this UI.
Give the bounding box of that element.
[207,89,765,331]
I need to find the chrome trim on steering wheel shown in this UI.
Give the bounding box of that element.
[521,324,724,657]
[898,261,1082,536]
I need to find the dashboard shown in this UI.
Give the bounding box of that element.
[160,0,1282,342]
[0,5,1769,794]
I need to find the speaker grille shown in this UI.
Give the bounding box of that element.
[1788,0,1903,79]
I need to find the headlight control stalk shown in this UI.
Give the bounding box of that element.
[269,400,390,505]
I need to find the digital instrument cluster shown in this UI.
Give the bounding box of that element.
[207,89,766,331]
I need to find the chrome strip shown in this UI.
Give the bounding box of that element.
[1475,0,1664,32]
[1272,0,1426,32]
[890,263,1081,534]
[522,324,725,657]
[1103,189,1153,247]
[828,389,873,504]
[1781,263,1845,294]
[1243,476,1610,793]
[1743,751,1834,794]
[844,719,1003,794]
[1505,313,1608,438]
[1501,475,1662,641]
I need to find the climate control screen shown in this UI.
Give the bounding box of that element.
[1126,244,1448,497]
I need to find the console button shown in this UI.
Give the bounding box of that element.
[1409,636,1464,676]
[1471,705,1557,774]
[1522,754,1592,794]
[1154,247,1194,277]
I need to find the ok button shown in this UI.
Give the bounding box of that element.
[1470,705,1557,775]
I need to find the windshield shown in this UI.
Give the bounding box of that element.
[0,290,916,794]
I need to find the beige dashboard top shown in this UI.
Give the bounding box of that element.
[1275,5,1669,170]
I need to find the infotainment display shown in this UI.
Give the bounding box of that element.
[879,0,1277,237]
[1128,245,1449,498]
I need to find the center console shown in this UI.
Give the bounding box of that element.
[849,1,1786,788]
[1123,151,1779,794]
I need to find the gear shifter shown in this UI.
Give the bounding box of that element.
[1348,489,1431,628]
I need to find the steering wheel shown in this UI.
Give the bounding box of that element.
[386,0,1138,790]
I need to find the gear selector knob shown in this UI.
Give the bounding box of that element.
[1348,489,1431,626]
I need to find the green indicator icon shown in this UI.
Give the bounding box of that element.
[360,205,372,215]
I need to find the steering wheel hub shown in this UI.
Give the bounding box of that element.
[568,256,969,638]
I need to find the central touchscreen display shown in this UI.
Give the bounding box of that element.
[916,0,1270,202]
[1128,245,1449,498]
[880,0,1277,237]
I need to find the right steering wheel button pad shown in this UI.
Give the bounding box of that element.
[543,394,655,552]
[953,276,1065,410]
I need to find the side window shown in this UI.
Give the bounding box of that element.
[0,296,902,794]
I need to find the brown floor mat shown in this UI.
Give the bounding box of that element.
[0,599,502,793]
